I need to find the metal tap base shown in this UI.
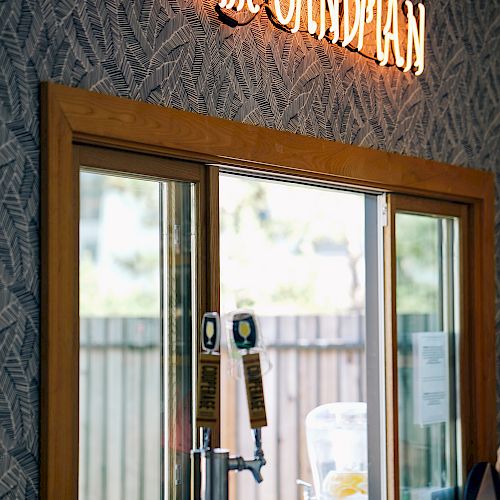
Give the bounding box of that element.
[191,445,266,499]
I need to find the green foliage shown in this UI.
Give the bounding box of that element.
[396,214,440,314]
[80,252,160,317]
[81,173,446,318]
[220,175,364,314]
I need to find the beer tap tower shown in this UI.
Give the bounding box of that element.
[191,311,268,500]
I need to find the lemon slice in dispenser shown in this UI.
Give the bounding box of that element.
[323,471,368,498]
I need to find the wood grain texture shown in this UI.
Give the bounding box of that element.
[77,144,203,182]
[206,165,221,447]
[48,82,492,202]
[196,354,221,429]
[0,0,497,496]
[40,85,80,500]
[469,184,497,461]
[206,166,220,314]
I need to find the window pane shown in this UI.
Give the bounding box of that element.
[79,171,196,500]
[219,174,369,500]
[79,172,162,500]
[396,213,460,499]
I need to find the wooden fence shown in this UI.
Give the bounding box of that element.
[221,315,366,500]
[79,317,162,500]
[78,314,368,500]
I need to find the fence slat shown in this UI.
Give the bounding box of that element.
[120,319,128,500]
[257,316,278,500]
[297,316,318,491]
[276,316,300,500]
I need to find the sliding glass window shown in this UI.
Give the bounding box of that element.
[219,173,386,500]
[79,170,197,500]
[395,211,461,499]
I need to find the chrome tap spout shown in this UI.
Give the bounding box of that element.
[228,454,267,483]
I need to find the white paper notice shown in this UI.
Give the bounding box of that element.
[412,332,449,426]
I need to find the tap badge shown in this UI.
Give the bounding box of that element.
[201,313,220,353]
[232,313,257,350]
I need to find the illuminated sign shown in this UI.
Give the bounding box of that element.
[217,0,425,75]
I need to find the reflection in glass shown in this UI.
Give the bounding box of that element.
[79,171,196,500]
[219,173,368,500]
[163,180,197,500]
[396,213,460,499]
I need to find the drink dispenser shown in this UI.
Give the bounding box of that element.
[305,402,368,499]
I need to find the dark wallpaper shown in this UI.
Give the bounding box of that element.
[0,0,499,497]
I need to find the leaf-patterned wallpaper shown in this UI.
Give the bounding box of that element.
[0,0,498,497]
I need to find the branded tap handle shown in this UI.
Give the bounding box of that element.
[226,311,268,429]
[201,312,220,353]
[197,313,221,435]
[242,352,267,430]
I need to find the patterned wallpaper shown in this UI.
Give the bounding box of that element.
[0,0,498,497]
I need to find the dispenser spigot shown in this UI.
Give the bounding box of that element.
[296,479,314,500]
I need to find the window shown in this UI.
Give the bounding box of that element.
[219,174,376,499]
[75,148,206,500]
[385,197,466,499]
[41,83,496,500]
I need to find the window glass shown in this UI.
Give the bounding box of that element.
[396,213,460,499]
[79,171,196,500]
[219,174,369,500]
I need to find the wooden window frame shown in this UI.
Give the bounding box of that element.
[41,82,496,500]
[384,195,470,498]
[75,144,214,498]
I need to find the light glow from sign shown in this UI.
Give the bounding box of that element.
[216,0,426,75]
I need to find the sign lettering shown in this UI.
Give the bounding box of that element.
[243,353,268,428]
[217,0,425,75]
[196,354,220,429]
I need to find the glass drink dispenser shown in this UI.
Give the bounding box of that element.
[306,403,368,499]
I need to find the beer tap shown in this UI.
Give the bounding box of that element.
[200,312,220,451]
[228,428,266,482]
[191,311,268,500]
[226,311,268,484]
[191,312,221,500]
